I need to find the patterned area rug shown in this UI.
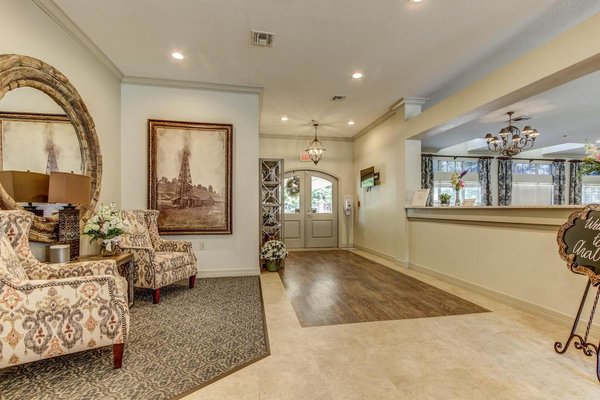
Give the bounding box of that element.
[0,276,269,400]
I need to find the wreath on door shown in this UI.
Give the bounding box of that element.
[286,176,300,196]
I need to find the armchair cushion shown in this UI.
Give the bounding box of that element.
[154,252,196,273]
[120,216,152,249]
[0,234,28,284]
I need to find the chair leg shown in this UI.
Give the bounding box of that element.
[152,288,161,304]
[113,343,124,369]
[189,275,196,289]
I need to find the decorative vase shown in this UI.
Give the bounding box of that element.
[100,240,116,257]
[266,260,281,272]
[454,189,462,206]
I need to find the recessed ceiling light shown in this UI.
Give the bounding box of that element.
[352,72,363,79]
[281,116,288,121]
[407,0,423,3]
[596,140,600,143]
[171,52,184,60]
[348,121,355,125]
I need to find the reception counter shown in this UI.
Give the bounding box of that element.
[405,205,582,228]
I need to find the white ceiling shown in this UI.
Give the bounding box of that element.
[53,0,600,138]
[421,69,600,157]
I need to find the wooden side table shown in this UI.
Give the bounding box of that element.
[77,253,135,307]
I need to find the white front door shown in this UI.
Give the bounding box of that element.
[284,170,338,248]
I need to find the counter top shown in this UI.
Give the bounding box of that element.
[406,205,582,210]
[405,205,580,228]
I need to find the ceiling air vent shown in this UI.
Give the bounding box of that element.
[331,95,346,101]
[251,30,274,47]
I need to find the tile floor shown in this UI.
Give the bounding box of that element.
[183,250,600,400]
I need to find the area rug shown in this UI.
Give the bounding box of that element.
[280,250,488,327]
[0,276,269,400]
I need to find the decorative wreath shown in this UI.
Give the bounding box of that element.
[286,176,300,196]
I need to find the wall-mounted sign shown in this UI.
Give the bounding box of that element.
[558,205,600,284]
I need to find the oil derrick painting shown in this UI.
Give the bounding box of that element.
[148,119,233,234]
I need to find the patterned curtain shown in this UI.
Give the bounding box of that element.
[569,160,582,205]
[552,160,566,205]
[478,157,493,206]
[497,157,512,206]
[421,154,434,206]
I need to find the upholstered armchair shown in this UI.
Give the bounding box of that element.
[0,210,129,369]
[119,210,197,304]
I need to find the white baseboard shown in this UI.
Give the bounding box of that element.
[197,268,260,278]
[408,261,600,335]
[352,244,407,266]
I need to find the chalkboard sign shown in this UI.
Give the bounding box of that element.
[558,205,600,284]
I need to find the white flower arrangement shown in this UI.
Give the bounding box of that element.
[260,240,288,261]
[83,203,127,251]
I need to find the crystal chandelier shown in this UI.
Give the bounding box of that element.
[484,111,541,157]
[306,121,326,165]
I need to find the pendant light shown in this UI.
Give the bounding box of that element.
[306,121,326,165]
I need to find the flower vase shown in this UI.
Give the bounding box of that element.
[454,189,462,206]
[100,240,116,257]
[266,260,281,272]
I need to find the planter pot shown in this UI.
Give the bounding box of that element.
[440,203,450,207]
[266,260,281,272]
[100,240,117,257]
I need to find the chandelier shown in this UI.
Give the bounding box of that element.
[484,111,541,157]
[306,121,326,165]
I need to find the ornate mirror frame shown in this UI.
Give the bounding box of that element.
[0,54,102,242]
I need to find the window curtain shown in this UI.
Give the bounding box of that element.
[497,157,512,206]
[569,160,582,205]
[478,157,493,206]
[421,154,434,206]
[552,160,566,205]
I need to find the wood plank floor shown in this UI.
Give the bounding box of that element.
[278,250,488,327]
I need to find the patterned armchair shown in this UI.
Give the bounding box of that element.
[0,210,129,369]
[119,210,197,304]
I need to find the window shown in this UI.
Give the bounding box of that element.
[432,157,481,205]
[433,159,479,173]
[433,181,481,205]
[511,161,553,205]
[284,176,300,214]
[512,162,551,175]
[512,182,553,205]
[582,176,600,204]
[311,176,333,213]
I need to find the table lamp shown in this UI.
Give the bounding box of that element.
[48,172,91,260]
[0,170,49,216]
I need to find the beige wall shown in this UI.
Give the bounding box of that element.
[353,116,398,258]
[0,0,122,258]
[259,136,354,246]
[353,12,600,322]
[121,84,260,276]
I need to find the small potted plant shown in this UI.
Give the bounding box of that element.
[260,240,288,272]
[83,203,127,256]
[439,193,451,207]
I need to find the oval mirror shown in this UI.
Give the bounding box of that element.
[0,54,102,242]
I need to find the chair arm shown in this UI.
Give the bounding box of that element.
[158,239,196,259]
[117,246,156,288]
[25,259,119,280]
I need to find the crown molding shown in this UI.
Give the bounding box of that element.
[122,76,264,95]
[352,110,395,141]
[260,133,353,142]
[32,0,124,81]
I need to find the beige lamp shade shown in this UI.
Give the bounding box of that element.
[48,172,91,205]
[0,170,50,202]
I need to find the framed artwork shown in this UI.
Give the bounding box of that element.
[0,112,83,174]
[148,119,233,235]
[411,189,430,206]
